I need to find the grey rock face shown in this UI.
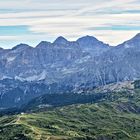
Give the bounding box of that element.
[77,35,110,56]
[0,34,140,108]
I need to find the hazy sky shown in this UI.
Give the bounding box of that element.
[0,0,140,48]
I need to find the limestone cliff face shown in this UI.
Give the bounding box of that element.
[1,34,140,108]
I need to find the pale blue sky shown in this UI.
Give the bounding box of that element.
[0,0,140,48]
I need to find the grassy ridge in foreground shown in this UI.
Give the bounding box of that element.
[0,102,140,140]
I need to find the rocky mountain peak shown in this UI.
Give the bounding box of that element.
[131,33,140,41]
[53,36,68,45]
[36,41,51,48]
[77,35,98,42]
[117,33,140,49]
[12,43,32,51]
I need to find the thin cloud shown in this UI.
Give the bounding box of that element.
[0,0,139,48]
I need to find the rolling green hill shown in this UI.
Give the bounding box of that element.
[0,81,140,140]
[0,101,140,140]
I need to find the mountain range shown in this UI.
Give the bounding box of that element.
[1,33,140,108]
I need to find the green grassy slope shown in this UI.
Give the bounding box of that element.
[0,81,140,140]
[0,102,140,140]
